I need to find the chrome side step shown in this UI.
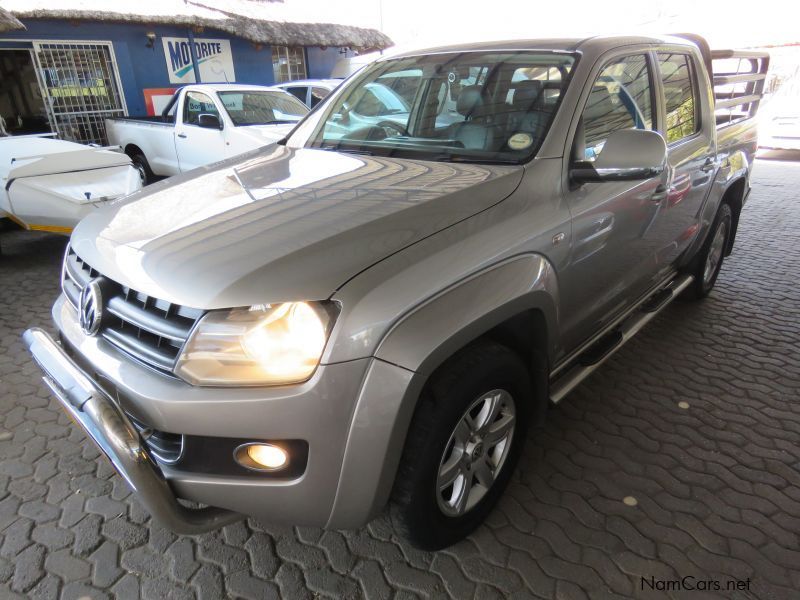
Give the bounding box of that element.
[549,274,694,404]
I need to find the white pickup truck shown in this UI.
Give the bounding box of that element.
[106,84,308,183]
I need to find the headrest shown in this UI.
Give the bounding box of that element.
[512,80,544,111]
[456,85,484,117]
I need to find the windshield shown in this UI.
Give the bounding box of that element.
[217,91,309,126]
[287,51,575,163]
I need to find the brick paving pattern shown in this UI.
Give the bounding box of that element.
[1,158,799,599]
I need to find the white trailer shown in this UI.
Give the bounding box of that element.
[0,135,142,236]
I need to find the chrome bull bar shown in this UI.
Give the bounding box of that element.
[22,327,241,535]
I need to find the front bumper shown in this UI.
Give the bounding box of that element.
[22,327,241,534]
[42,294,391,529]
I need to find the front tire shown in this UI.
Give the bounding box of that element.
[391,341,532,550]
[683,202,732,300]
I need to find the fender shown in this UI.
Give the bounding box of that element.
[327,253,559,528]
[374,253,559,373]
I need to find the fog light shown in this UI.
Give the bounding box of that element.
[235,443,288,471]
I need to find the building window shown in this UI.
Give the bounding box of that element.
[271,46,307,83]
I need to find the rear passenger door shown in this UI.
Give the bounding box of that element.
[652,49,715,266]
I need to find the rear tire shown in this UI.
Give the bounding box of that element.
[130,153,154,185]
[391,341,532,550]
[683,202,732,300]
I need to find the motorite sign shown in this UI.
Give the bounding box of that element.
[162,37,236,84]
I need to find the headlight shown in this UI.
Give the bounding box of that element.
[175,301,338,386]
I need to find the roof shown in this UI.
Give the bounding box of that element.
[0,5,23,31]
[386,34,695,59]
[182,83,289,92]
[274,79,341,88]
[0,0,392,51]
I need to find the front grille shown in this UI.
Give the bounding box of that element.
[127,414,184,464]
[62,246,203,376]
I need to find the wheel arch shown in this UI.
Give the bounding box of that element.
[123,143,145,158]
[720,176,747,256]
[327,254,559,528]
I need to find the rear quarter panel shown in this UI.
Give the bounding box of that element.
[682,118,757,263]
[107,119,180,177]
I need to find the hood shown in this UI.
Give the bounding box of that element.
[72,145,522,309]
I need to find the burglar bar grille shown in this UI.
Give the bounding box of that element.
[61,247,203,377]
[33,42,126,145]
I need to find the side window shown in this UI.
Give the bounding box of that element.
[285,86,308,104]
[310,86,330,108]
[581,54,654,161]
[183,91,219,126]
[657,52,699,143]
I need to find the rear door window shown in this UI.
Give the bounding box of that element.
[657,52,699,143]
[581,54,655,161]
[285,86,309,104]
[310,86,330,108]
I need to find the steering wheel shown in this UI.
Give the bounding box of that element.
[376,120,409,137]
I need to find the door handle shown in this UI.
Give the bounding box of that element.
[700,158,716,173]
[177,133,187,139]
[650,184,667,202]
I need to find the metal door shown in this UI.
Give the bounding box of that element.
[651,49,716,268]
[559,51,669,353]
[32,41,127,145]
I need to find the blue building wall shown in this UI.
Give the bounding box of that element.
[307,46,353,79]
[0,19,339,116]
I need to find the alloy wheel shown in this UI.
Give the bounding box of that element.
[436,389,516,517]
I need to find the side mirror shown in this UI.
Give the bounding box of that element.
[570,129,667,183]
[198,113,223,130]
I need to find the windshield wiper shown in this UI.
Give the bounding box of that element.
[241,119,297,125]
[320,145,374,156]
[434,155,520,165]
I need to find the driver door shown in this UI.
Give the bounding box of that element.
[175,91,227,172]
[559,52,669,353]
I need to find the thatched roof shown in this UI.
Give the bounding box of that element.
[0,5,24,32]
[0,0,392,51]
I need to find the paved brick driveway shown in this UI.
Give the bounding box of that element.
[1,158,799,599]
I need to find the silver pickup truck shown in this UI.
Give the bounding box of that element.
[24,35,769,549]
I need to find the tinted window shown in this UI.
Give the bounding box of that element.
[582,54,654,161]
[310,86,330,107]
[285,86,308,103]
[658,53,698,143]
[183,91,219,126]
